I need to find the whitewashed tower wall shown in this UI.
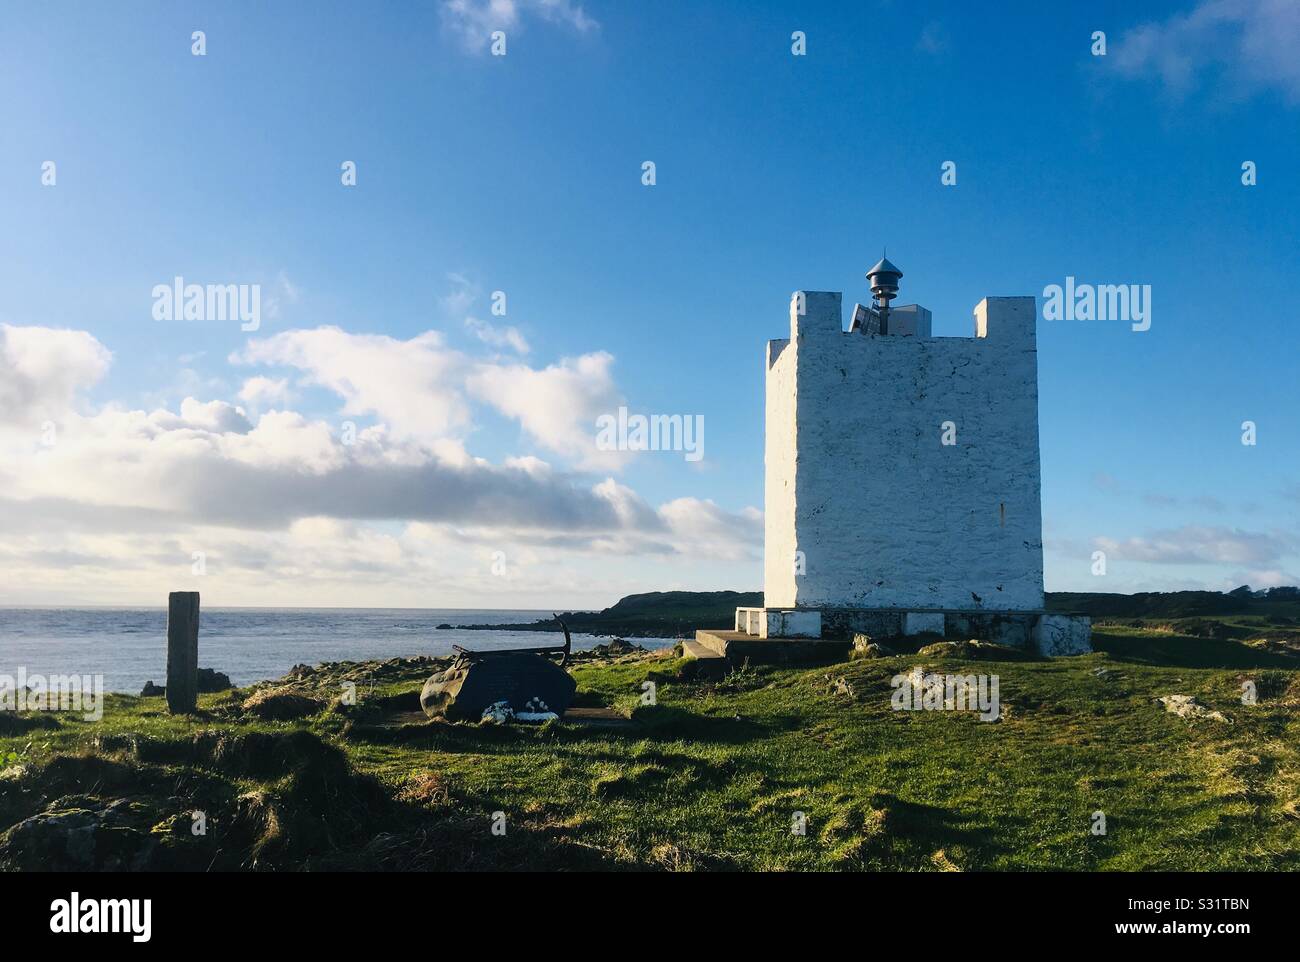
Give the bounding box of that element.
[764,292,1045,612]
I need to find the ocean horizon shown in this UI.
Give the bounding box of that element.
[0,607,675,694]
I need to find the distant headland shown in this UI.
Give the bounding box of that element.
[452,586,1300,638]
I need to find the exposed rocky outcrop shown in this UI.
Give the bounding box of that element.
[1156,694,1231,724]
[915,639,1031,660]
[240,688,325,720]
[0,797,156,871]
[851,634,895,659]
[139,667,233,698]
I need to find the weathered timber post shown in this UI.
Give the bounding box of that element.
[166,591,200,714]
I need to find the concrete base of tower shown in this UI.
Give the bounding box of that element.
[727,606,1092,656]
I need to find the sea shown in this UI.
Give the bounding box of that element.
[0,608,675,693]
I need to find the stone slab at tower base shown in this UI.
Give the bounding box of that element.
[731,605,1092,657]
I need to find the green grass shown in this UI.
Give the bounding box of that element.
[2,628,1299,871]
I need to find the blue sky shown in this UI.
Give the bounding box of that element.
[1,0,1297,607]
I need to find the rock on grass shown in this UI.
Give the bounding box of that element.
[1156,694,1231,724]
[139,667,233,698]
[915,639,1033,660]
[0,799,157,871]
[851,634,895,659]
[241,688,325,720]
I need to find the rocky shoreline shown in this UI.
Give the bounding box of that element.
[447,620,679,639]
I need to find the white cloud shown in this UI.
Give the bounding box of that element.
[0,498,759,609]
[8,393,755,549]
[465,315,530,354]
[443,274,529,354]
[0,321,762,606]
[161,397,254,435]
[1113,0,1300,103]
[277,271,301,304]
[659,498,763,561]
[238,375,293,408]
[0,324,111,427]
[441,0,598,52]
[262,271,302,322]
[233,327,470,440]
[1093,525,1291,565]
[467,351,627,469]
[440,272,478,316]
[1228,569,1300,589]
[234,326,627,471]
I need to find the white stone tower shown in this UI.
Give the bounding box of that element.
[724,260,1090,655]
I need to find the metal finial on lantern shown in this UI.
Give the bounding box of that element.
[866,253,902,334]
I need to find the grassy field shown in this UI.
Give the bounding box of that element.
[2,624,1299,871]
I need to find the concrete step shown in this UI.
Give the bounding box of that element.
[681,638,724,661]
[692,630,731,657]
[694,630,851,665]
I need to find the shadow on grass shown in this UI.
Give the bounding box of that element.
[1093,631,1297,670]
[0,731,647,872]
[885,795,1024,866]
[809,790,1030,871]
[344,702,799,751]
[630,705,802,743]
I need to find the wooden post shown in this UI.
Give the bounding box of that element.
[166,591,200,714]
